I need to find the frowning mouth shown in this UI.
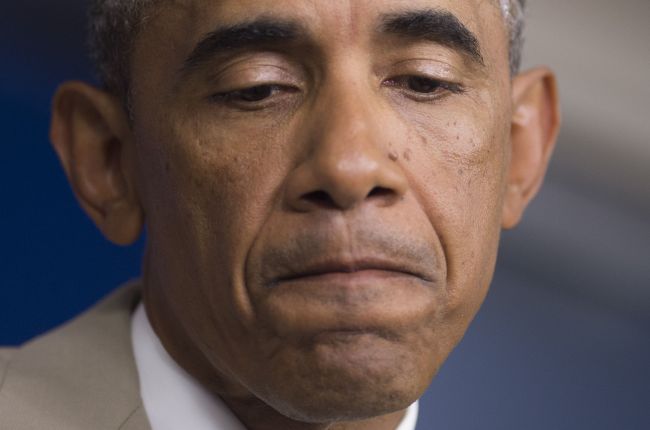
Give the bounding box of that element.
[256,248,440,338]
[269,258,435,287]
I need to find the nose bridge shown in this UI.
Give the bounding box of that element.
[284,76,408,212]
[315,81,378,156]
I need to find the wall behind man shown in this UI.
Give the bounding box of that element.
[1,1,648,429]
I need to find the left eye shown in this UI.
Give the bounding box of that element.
[217,84,280,103]
[385,76,463,97]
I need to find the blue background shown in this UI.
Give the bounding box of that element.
[1,2,649,429]
[0,2,143,345]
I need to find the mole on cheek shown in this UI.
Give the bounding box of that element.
[419,134,427,147]
[388,151,399,161]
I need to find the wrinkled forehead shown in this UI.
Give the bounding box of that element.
[148,0,508,62]
[128,0,512,108]
[156,0,506,37]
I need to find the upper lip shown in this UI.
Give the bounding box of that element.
[272,257,435,285]
[254,222,441,289]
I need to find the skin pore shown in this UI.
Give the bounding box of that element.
[49,0,560,429]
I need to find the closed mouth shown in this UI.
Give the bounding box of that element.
[270,258,435,286]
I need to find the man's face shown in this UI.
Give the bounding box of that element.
[132,0,511,422]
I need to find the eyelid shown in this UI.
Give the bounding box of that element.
[384,73,466,94]
[394,76,463,90]
[381,75,466,105]
[382,57,464,83]
[214,84,297,99]
[211,67,299,91]
[206,50,297,77]
[209,84,302,112]
[377,57,468,101]
[205,61,304,110]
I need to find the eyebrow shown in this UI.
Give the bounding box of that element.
[181,18,304,74]
[378,9,484,66]
[180,9,484,77]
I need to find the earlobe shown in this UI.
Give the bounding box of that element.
[50,82,144,245]
[501,67,561,229]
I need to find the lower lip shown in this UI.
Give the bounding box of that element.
[311,328,391,343]
[259,270,436,337]
[273,269,426,287]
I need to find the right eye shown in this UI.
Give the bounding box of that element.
[211,84,300,109]
[384,75,465,101]
[403,76,444,94]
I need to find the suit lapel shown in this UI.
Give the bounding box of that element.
[119,405,150,430]
[0,281,150,430]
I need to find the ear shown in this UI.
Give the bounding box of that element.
[50,81,144,245]
[501,67,561,229]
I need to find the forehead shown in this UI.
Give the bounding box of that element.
[154,0,506,49]
[131,0,511,105]
[163,0,499,20]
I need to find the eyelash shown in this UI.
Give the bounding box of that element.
[210,84,297,109]
[210,76,464,108]
[384,76,466,100]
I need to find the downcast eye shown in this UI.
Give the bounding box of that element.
[232,85,276,102]
[384,75,464,99]
[406,76,442,93]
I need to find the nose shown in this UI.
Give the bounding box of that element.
[285,86,408,212]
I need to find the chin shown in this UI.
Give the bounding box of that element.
[274,388,415,424]
[250,332,430,423]
[262,374,420,424]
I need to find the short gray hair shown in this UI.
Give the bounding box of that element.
[500,0,527,76]
[88,0,526,102]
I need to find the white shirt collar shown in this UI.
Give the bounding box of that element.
[131,302,418,430]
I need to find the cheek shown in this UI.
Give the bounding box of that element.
[135,112,293,329]
[401,99,509,312]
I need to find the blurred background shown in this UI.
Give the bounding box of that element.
[1,0,648,428]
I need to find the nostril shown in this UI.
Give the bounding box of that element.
[301,190,337,209]
[300,187,397,210]
[367,187,394,199]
